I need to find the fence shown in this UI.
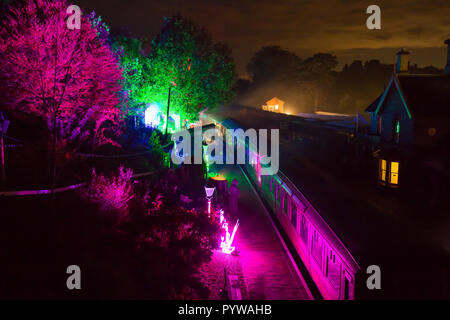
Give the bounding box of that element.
[0,170,155,197]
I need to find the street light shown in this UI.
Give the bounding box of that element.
[204,185,215,215]
[0,112,10,190]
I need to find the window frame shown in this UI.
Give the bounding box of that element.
[311,229,324,269]
[378,159,400,187]
[389,161,399,185]
[300,214,308,244]
[378,159,387,184]
[290,202,298,229]
[276,184,281,206]
[326,249,341,290]
[283,192,289,215]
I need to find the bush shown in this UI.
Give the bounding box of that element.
[83,166,134,224]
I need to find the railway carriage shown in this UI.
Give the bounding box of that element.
[214,117,449,300]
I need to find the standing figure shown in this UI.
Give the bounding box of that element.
[228,179,240,216]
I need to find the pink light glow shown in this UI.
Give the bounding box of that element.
[0,0,124,150]
[218,210,239,254]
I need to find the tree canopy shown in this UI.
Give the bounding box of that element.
[111,34,153,116]
[247,46,303,85]
[147,15,237,122]
[0,0,125,149]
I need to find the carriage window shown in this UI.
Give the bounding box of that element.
[284,193,288,215]
[300,215,308,244]
[276,185,281,205]
[326,251,341,289]
[291,204,297,229]
[311,230,323,268]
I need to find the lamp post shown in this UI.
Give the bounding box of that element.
[204,185,215,215]
[165,81,177,136]
[165,86,171,136]
[0,112,10,190]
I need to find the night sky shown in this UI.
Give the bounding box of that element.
[77,0,450,78]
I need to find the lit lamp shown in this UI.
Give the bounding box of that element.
[204,185,216,215]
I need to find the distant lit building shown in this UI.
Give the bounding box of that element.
[262,97,285,113]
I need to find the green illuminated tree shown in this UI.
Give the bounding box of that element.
[111,34,153,116]
[148,15,237,123]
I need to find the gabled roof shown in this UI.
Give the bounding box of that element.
[265,97,284,106]
[365,94,382,113]
[365,73,450,118]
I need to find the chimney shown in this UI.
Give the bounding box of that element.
[396,48,410,73]
[445,39,450,75]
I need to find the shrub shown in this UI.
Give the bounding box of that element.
[84,166,134,214]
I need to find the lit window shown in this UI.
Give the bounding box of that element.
[379,159,387,184]
[274,104,279,110]
[390,162,399,185]
[378,159,400,187]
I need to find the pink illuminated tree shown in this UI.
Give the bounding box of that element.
[0,0,125,190]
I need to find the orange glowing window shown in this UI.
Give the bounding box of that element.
[390,162,399,185]
[379,159,387,183]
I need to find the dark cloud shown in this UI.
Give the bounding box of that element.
[77,0,450,77]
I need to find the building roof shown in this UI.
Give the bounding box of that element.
[297,112,368,130]
[265,97,285,106]
[397,74,450,117]
[365,94,382,113]
[365,74,450,117]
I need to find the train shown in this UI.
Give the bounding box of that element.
[212,116,449,300]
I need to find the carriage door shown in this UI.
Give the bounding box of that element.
[344,277,350,300]
[343,270,353,300]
